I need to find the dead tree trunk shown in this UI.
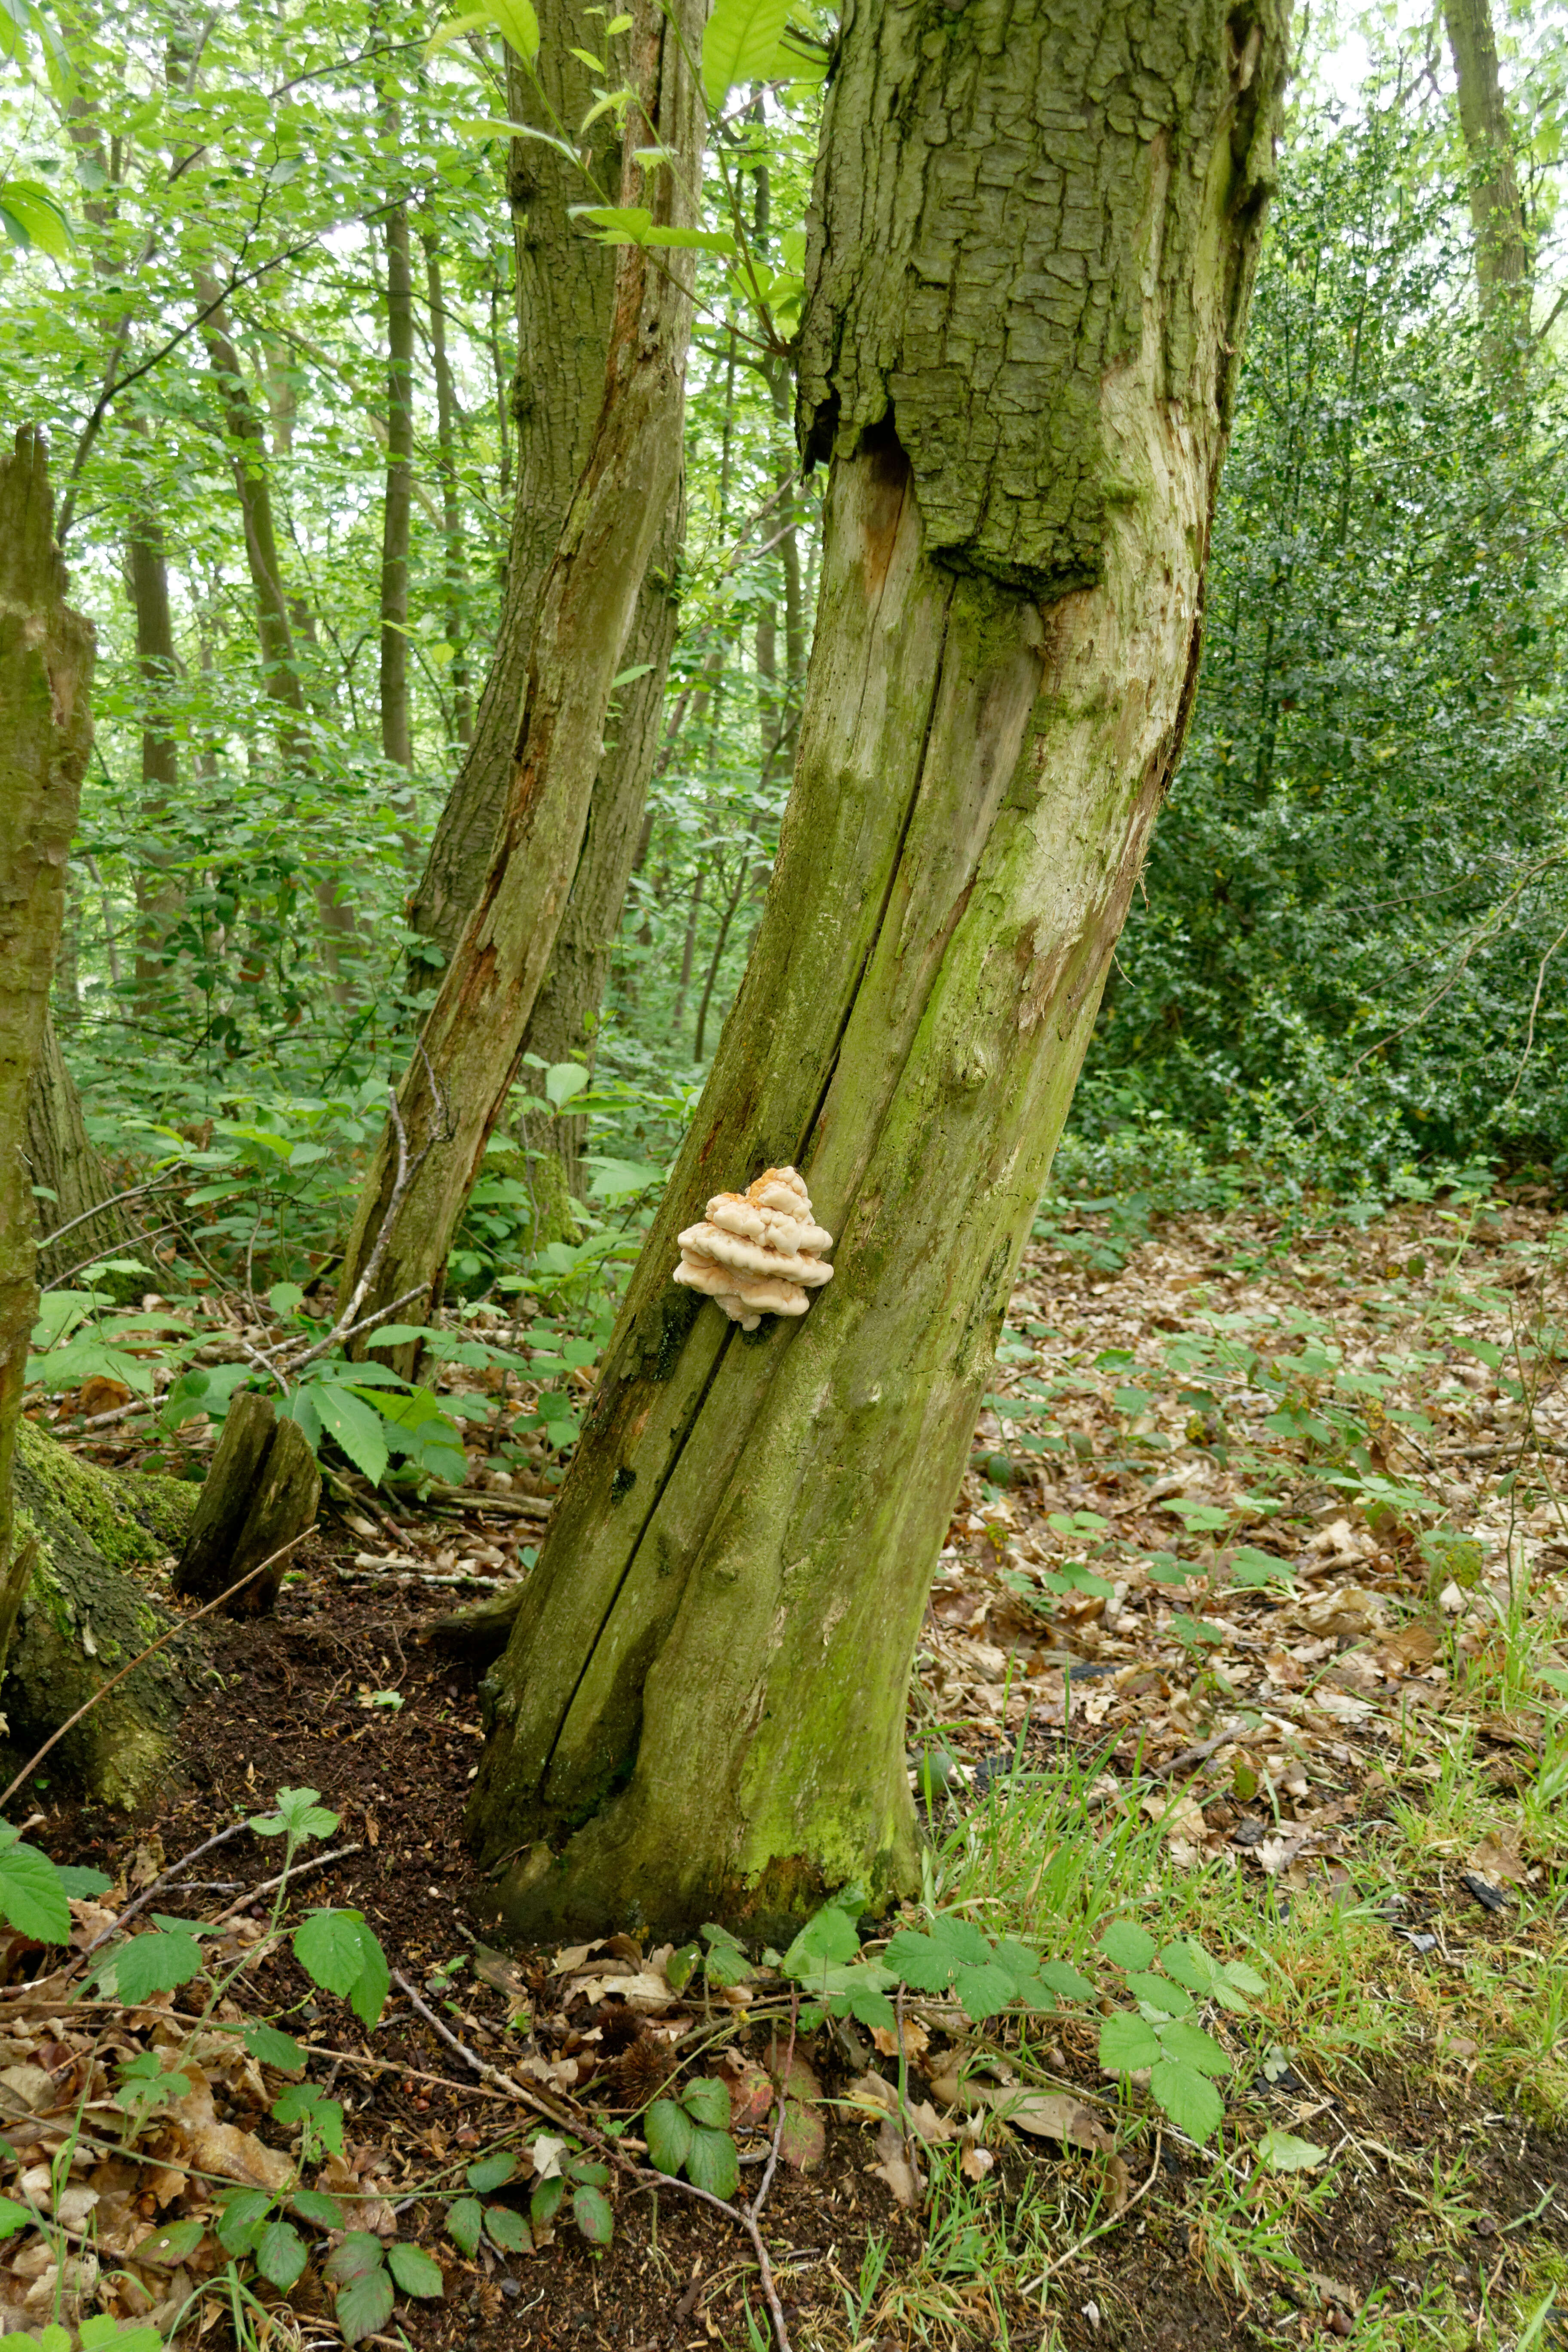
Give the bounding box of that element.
[0,427,95,1677]
[466,0,1288,1943]
[173,1388,321,1616]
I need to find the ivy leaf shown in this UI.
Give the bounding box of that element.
[1149,2059,1225,2144]
[387,2243,445,2297]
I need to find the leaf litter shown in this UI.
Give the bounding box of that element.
[4,1194,1568,2347]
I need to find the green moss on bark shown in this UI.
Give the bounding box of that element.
[4,1422,199,1811]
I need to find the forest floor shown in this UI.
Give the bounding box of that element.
[3,1194,1568,2352]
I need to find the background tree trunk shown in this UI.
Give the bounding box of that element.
[380,192,416,803]
[0,426,96,1679]
[1444,0,1530,322]
[467,0,1289,1944]
[422,228,474,751]
[337,0,704,1349]
[198,283,359,995]
[26,1011,130,1287]
[126,492,184,995]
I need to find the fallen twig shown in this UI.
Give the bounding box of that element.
[392,1969,793,2352]
[207,1844,365,1927]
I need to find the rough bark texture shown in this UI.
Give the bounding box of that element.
[173,1388,321,1614]
[337,0,704,1350]
[468,0,1287,1944]
[1444,0,1529,319]
[4,1421,197,1809]
[423,232,475,750]
[404,34,629,970]
[0,427,95,1684]
[25,1009,131,1288]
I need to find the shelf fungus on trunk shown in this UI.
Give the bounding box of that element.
[672,1165,833,1331]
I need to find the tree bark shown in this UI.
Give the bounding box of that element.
[337,0,704,1350]
[198,284,359,995]
[126,493,184,994]
[423,230,475,750]
[1444,0,1530,323]
[380,195,416,792]
[26,1010,130,1287]
[0,428,95,1681]
[466,0,1287,1944]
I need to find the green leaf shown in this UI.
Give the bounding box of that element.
[685,2125,740,2199]
[1256,2128,1326,2172]
[1156,2018,1232,2077]
[291,1909,388,2025]
[241,2022,308,2073]
[250,1786,339,1842]
[324,2231,385,2286]
[55,1864,112,1899]
[544,1061,589,1107]
[308,1384,389,1486]
[1221,1959,1268,1998]
[445,2197,483,2257]
[1124,1969,1192,2018]
[700,0,789,108]
[99,1929,205,2000]
[645,2097,693,2176]
[257,2219,308,2290]
[0,1842,70,1942]
[290,2189,346,2229]
[135,2216,205,2263]
[487,2203,531,2252]
[217,2189,273,2256]
[1037,1959,1096,2002]
[271,2082,346,2157]
[680,2077,730,2131]
[1099,1919,1158,1970]
[1156,1940,1215,1997]
[572,2184,614,2247]
[781,1900,860,1978]
[0,178,70,254]
[336,2264,395,2345]
[952,1961,1022,2021]
[388,2242,445,2297]
[465,2151,518,2192]
[1149,2058,1225,2144]
[1099,2011,1162,2073]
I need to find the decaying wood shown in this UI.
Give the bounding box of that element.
[175,1389,321,1614]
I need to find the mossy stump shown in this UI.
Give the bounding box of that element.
[5,1421,199,1811]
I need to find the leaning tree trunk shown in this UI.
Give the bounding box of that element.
[0,427,95,1680]
[405,5,685,1231]
[337,0,703,1350]
[467,0,1288,1944]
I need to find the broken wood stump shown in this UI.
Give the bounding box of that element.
[174,1390,321,1614]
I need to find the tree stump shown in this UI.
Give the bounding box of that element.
[174,1391,321,1614]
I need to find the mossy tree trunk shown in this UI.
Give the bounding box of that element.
[338,0,704,1349]
[467,0,1288,1944]
[0,427,95,1680]
[26,1010,131,1289]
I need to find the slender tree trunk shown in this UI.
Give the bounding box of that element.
[380,194,416,796]
[0,429,95,1674]
[126,495,183,994]
[1444,0,1530,324]
[467,0,1287,1944]
[198,282,358,995]
[337,0,705,1347]
[423,230,474,750]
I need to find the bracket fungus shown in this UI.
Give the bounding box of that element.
[672,1165,834,1332]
